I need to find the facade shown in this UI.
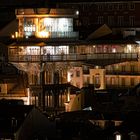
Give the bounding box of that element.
[0,103,55,140]
[0,0,140,113]
[7,8,80,113]
[57,0,140,39]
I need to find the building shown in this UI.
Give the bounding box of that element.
[56,0,140,39]
[0,101,56,140]
[0,1,140,113]
[6,8,81,114]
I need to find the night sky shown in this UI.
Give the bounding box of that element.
[0,0,47,29]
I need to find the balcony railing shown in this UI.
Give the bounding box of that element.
[106,70,140,75]
[8,53,138,63]
[49,31,79,38]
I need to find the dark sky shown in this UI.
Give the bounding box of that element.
[0,8,15,29]
[0,0,41,7]
[0,0,46,29]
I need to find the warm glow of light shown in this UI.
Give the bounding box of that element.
[38,31,50,38]
[67,71,71,82]
[127,44,132,52]
[112,48,116,53]
[11,34,15,38]
[76,10,79,15]
[67,87,70,102]
[116,135,121,140]
[95,66,99,69]
[11,32,19,38]
[15,32,18,38]
[64,102,70,112]
[27,88,30,105]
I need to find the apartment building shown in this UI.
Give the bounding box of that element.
[56,0,140,39]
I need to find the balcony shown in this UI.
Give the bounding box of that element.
[49,32,79,39]
[106,70,140,75]
[8,53,138,66]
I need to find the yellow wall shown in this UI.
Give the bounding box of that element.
[89,69,106,90]
[70,67,83,88]
[69,93,84,111]
[0,84,7,94]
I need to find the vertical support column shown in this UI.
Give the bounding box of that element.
[39,61,45,111]
[18,17,24,37]
[64,86,71,112]
[67,86,71,102]
[34,18,38,37]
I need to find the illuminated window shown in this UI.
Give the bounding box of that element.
[126,44,132,53]
[26,46,40,55]
[41,18,73,33]
[23,18,36,37]
[114,131,122,140]
[112,47,116,53]
[23,17,74,38]
[116,134,121,140]
[41,46,69,55]
[24,25,35,32]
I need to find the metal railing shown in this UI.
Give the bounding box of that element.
[8,53,138,63]
[106,70,140,75]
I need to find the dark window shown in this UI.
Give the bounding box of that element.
[129,16,135,26]
[121,78,125,86]
[122,65,125,72]
[129,3,135,10]
[130,78,135,86]
[118,16,124,26]
[76,70,80,77]
[130,65,135,73]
